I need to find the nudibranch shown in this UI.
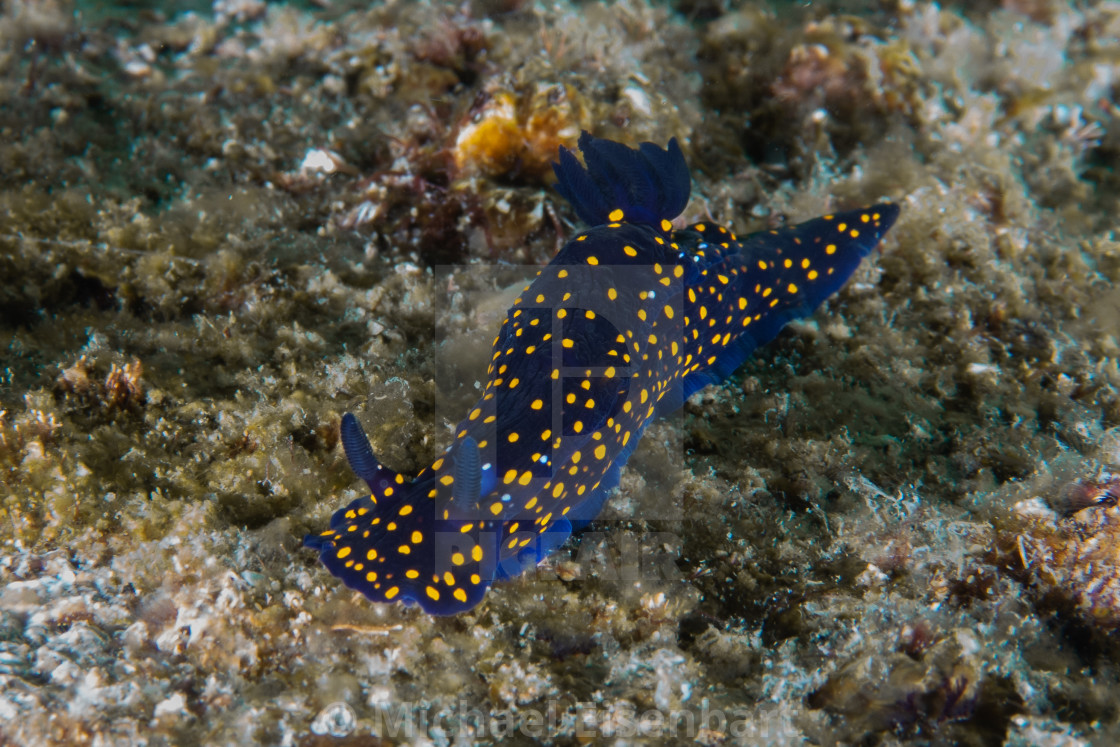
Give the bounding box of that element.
[305,132,899,614]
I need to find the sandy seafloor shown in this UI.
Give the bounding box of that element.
[2,0,1120,744]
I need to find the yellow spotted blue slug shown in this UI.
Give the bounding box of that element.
[305,132,899,614]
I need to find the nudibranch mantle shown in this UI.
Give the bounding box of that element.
[305,132,900,614]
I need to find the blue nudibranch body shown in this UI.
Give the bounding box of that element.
[305,132,900,614]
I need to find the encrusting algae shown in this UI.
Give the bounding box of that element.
[1,0,1120,744]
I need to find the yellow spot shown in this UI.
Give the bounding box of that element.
[594,444,606,460]
[385,586,400,600]
[530,399,543,410]
[366,571,377,582]
[411,530,423,544]
[426,586,440,601]
[406,569,419,579]
[460,523,473,532]
[470,573,482,584]
[788,283,798,294]
[695,223,706,232]
[587,256,599,266]
[674,265,684,278]
[558,269,568,278]
[552,482,565,498]
[541,429,551,440]
[664,305,675,319]
[808,270,819,280]
[638,309,647,321]
[503,469,517,484]
[838,223,847,232]
[337,546,351,559]
[784,259,792,269]
[519,470,533,486]
[861,213,870,223]
[758,261,767,270]
[454,588,468,603]
[386,522,397,531]
[850,229,859,238]
[469,408,481,420]
[366,549,378,561]
[440,475,454,486]
[490,502,503,515]
[452,552,465,566]
[562,338,574,348]
[660,219,672,232]
[624,245,638,257]
[826,244,836,255]
[444,571,455,586]
[608,287,617,300]
[574,421,584,433]
[398,545,411,554]
[472,545,484,562]
[762,287,772,298]
[609,208,624,222]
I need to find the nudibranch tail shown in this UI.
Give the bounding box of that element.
[681,202,901,394]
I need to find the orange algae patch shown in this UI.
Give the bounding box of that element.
[452,83,588,180]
